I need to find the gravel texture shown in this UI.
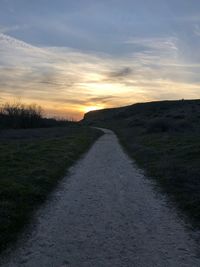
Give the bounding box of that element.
[1,128,200,267]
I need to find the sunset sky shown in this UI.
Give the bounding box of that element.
[0,0,200,120]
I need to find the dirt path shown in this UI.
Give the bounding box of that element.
[1,129,200,267]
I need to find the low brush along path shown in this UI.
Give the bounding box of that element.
[1,129,200,267]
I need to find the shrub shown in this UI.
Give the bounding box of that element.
[0,103,43,129]
[146,118,172,133]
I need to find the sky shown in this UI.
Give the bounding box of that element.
[0,0,200,120]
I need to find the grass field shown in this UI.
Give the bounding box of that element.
[83,100,200,227]
[0,126,102,252]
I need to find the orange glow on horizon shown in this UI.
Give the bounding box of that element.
[84,105,104,113]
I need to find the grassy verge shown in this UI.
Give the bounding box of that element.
[114,127,200,227]
[0,126,103,252]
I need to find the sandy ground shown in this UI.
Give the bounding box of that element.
[1,128,200,267]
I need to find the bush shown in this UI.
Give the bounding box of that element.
[146,118,172,133]
[0,103,43,129]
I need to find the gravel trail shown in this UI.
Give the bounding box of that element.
[1,128,200,267]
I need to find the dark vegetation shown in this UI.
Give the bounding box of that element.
[0,103,103,252]
[83,99,200,227]
[0,102,74,129]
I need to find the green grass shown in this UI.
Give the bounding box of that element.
[117,130,200,226]
[0,126,103,252]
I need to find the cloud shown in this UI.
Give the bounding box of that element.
[125,36,178,53]
[0,33,200,119]
[108,67,132,78]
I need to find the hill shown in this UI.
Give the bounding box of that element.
[83,99,200,132]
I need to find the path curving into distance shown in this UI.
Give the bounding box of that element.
[1,128,200,267]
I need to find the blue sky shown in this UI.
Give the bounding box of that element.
[0,0,200,119]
